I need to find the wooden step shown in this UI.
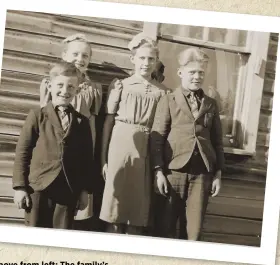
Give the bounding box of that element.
[201,232,260,246]
[207,196,264,219]
[203,215,262,237]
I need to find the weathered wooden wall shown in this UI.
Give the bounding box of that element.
[201,32,277,246]
[0,10,277,247]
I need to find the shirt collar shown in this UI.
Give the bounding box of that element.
[52,102,72,113]
[181,87,204,99]
[126,74,158,86]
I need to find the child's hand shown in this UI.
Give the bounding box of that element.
[102,163,108,181]
[14,189,30,209]
[211,170,222,197]
[76,190,89,211]
[155,169,168,196]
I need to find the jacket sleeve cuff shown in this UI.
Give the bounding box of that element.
[13,181,28,190]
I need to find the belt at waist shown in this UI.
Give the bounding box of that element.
[115,120,151,133]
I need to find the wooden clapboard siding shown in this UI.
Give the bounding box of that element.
[0,217,24,226]
[5,11,142,48]
[0,113,25,135]
[0,10,277,247]
[4,30,132,70]
[202,33,278,245]
[203,33,276,246]
[0,198,24,219]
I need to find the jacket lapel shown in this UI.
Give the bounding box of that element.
[45,102,64,133]
[174,87,194,121]
[196,94,213,120]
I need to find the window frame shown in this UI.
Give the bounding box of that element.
[143,22,270,156]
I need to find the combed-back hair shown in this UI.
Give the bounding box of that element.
[49,61,83,84]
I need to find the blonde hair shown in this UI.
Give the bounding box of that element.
[62,33,92,57]
[49,61,83,83]
[128,33,159,57]
[178,47,209,67]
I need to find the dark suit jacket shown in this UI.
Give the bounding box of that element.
[150,88,225,173]
[13,102,94,194]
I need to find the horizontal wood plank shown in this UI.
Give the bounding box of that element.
[6,12,135,49]
[266,58,276,74]
[215,179,265,200]
[0,177,13,197]
[7,10,143,32]
[2,51,57,76]
[61,15,143,31]
[0,94,39,117]
[0,133,18,143]
[0,115,25,135]
[256,132,270,147]
[0,199,24,218]
[207,196,264,219]
[263,78,274,93]
[0,217,24,225]
[2,51,130,82]
[0,142,17,155]
[4,30,132,70]
[203,215,262,236]
[201,232,260,246]
[261,95,273,111]
[258,113,272,132]
[0,160,14,177]
[267,43,278,56]
[0,70,125,98]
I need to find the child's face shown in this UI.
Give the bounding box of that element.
[178,61,206,91]
[49,75,79,107]
[130,47,157,78]
[62,41,91,73]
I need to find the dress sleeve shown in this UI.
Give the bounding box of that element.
[90,82,103,116]
[39,77,51,108]
[71,78,103,117]
[105,78,123,114]
[150,95,171,170]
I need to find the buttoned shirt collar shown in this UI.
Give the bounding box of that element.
[126,74,158,86]
[181,87,204,99]
[52,102,72,113]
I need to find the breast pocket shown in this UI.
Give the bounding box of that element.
[204,113,214,128]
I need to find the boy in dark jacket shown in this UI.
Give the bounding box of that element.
[13,61,94,229]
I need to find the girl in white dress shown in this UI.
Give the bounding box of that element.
[100,33,169,235]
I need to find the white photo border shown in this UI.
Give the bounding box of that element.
[0,1,279,264]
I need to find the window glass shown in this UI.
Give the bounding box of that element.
[160,24,248,47]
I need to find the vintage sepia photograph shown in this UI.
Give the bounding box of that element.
[0,1,279,264]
